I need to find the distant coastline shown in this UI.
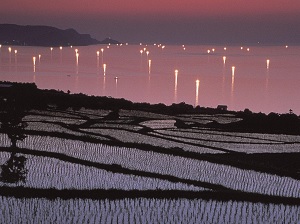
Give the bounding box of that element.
[0,24,120,46]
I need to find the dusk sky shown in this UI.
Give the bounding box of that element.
[1,0,300,44]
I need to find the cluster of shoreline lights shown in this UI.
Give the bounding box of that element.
[1,43,287,83]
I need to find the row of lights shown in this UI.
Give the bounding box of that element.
[0,44,290,51]
[173,57,271,86]
[32,51,271,74]
[3,44,273,75]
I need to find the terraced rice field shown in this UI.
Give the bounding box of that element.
[0,108,300,222]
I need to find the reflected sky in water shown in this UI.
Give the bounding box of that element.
[0,44,300,114]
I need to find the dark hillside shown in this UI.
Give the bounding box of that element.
[0,24,120,46]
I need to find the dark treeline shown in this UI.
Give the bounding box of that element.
[0,81,234,115]
[210,109,300,135]
[1,82,300,134]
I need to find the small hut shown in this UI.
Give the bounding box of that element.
[217,105,228,111]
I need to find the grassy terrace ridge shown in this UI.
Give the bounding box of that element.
[0,187,300,206]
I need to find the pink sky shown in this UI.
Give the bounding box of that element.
[1,0,300,43]
[2,0,300,17]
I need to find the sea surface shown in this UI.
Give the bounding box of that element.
[0,44,300,114]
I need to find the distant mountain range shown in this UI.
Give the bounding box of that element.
[0,24,120,46]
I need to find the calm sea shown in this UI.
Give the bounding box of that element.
[0,44,300,114]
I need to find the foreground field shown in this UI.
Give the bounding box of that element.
[0,107,300,222]
[1,197,299,223]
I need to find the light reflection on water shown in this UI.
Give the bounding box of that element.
[195,79,200,107]
[0,45,300,114]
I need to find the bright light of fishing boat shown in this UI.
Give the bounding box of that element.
[103,63,106,75]
[148,60,151,74]
[76,53,79,65]
[195,80,200,106]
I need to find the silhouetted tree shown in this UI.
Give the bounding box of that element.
[0,84,28,149]
[104,109,120,120]
[0,154,27,183]
[0,104,27,149]
[174,119,189,129]
[0,83,30,183]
